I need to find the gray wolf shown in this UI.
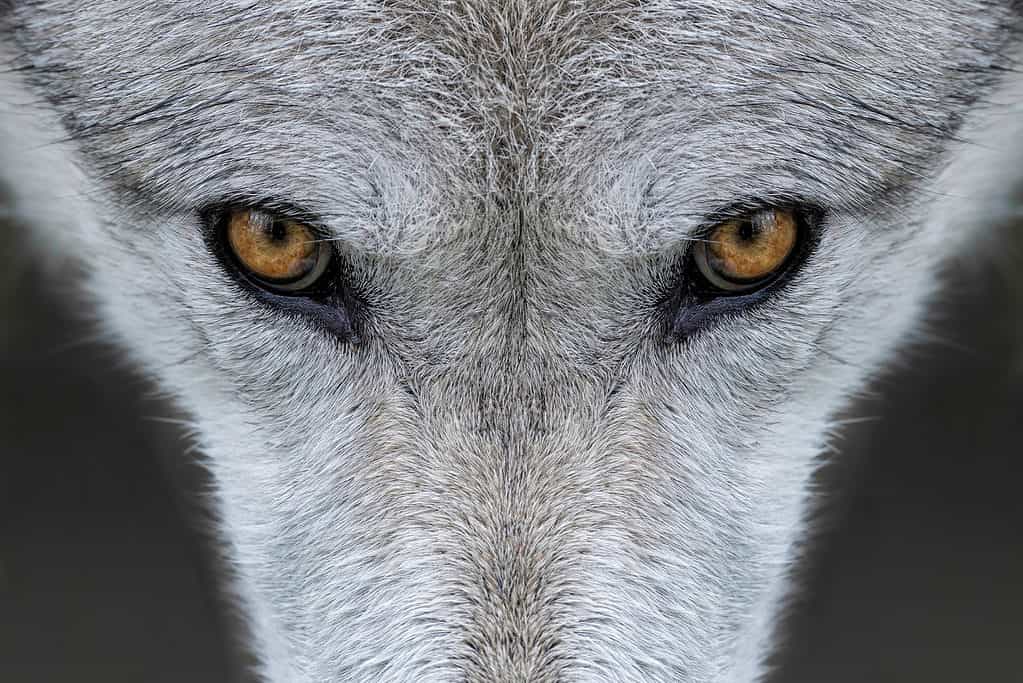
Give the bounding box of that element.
[2,2,1021,680]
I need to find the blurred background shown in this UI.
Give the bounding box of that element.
[1,216,1021,682]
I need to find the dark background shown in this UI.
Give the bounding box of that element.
[2,222,1021,682]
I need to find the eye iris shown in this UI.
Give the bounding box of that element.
[226,210,319,283]
[704,209,797,285]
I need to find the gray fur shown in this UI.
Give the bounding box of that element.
[2,2,1022,681]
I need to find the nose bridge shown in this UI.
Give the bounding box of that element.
[422,374,607,679]
[374,192,649,676]
[407,233,621,678]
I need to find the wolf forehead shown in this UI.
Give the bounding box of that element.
[11,0,1016,241]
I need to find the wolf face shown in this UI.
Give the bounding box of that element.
[2,2,1021,681]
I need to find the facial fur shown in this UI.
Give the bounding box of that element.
[2,2,1022,681]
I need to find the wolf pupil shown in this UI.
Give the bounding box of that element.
[738,219,757,242]
[269,220,287,241]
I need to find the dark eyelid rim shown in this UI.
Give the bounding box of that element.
[660,200,825,343]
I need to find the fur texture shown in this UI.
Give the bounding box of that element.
[2,2,1022,681]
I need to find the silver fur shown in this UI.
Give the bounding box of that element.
[2,2,1022,681]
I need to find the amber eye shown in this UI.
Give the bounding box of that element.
[692,208,799,293]
[224,209,332,292]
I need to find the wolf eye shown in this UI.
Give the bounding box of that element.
[223,208,332,292]
[692,208,799,293]
[204,203,359,340]
[663,205,816,340]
